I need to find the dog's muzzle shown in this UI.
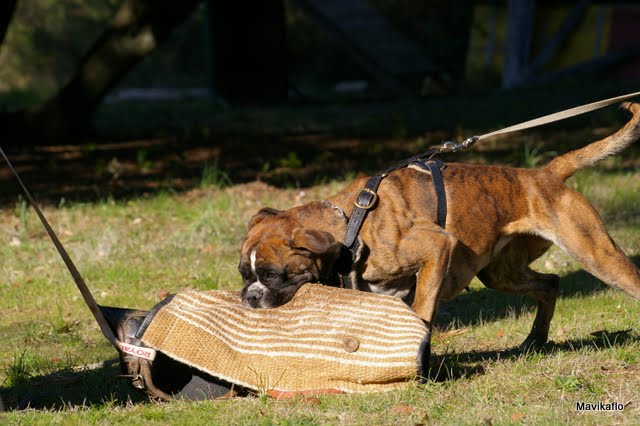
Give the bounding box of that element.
[241,272,315,309]
[242,282,268,308]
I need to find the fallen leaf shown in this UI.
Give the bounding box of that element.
[434,328,469,341]
[391,404,414,414]
[302,397,321,405]
[217,389,238,399]
[510,412,525,423]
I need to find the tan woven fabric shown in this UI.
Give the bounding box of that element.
[141,284,427,394]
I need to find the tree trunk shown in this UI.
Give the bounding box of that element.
[207,0,288,105]
[501,0,535,90]
[15,0,202,142]
[0,0,17,46]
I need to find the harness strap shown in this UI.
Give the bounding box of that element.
[343,148,440,250]
[344,174,384,249]
[380,148,439,174]
[344,158,448,250]
[413,159,447,228]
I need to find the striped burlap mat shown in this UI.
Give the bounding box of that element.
[140,284,428,395]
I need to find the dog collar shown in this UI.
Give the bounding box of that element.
[321,199,348,222]
[319,199,360,290]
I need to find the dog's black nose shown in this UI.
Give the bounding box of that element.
[244,286,264,308]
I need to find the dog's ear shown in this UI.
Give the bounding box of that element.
[291,228,336,254]
[291,228,352,275]
[248,207,283,230]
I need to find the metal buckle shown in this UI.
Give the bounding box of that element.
[131,374,146,389]
[354,188,378,210]
[438,136,479,153]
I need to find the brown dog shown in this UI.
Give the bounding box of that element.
[239,102,640,353]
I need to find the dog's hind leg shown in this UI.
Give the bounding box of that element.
[477,234,559,351]
[478,263,560,352]
[533,186,640,301]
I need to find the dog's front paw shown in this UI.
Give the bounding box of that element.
[417,334,431,382]
[518,335,547,354]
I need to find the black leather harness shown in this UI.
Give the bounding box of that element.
[335,149,448,289]
[345,150,447,248]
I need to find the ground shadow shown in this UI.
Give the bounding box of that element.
[429,328,638,383]
[0,361,149,411]
[2,328,636,411]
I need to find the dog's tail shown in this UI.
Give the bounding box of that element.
[544,102,640,181]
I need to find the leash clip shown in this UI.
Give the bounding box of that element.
[440,141,457,152]
[438,136,479,153]
[461,135,480,149]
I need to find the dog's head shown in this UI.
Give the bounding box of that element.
[239,206,350,308]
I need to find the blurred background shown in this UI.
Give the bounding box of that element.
[0,0,639,201]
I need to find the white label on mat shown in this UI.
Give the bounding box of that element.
[119,341,157,361]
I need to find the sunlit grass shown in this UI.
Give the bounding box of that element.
[1,165,639,423]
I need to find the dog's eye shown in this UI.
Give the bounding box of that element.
[259,269,281,284]
[264,271,279,281]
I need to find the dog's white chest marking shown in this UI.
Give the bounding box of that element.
[368,283,412,300]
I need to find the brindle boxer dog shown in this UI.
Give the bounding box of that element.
[239,102,640,353]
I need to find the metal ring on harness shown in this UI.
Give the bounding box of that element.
[354,188,378,209]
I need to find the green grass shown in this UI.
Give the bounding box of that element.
[1,159,639,424]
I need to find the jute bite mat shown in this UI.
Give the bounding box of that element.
[141,284,428,394]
